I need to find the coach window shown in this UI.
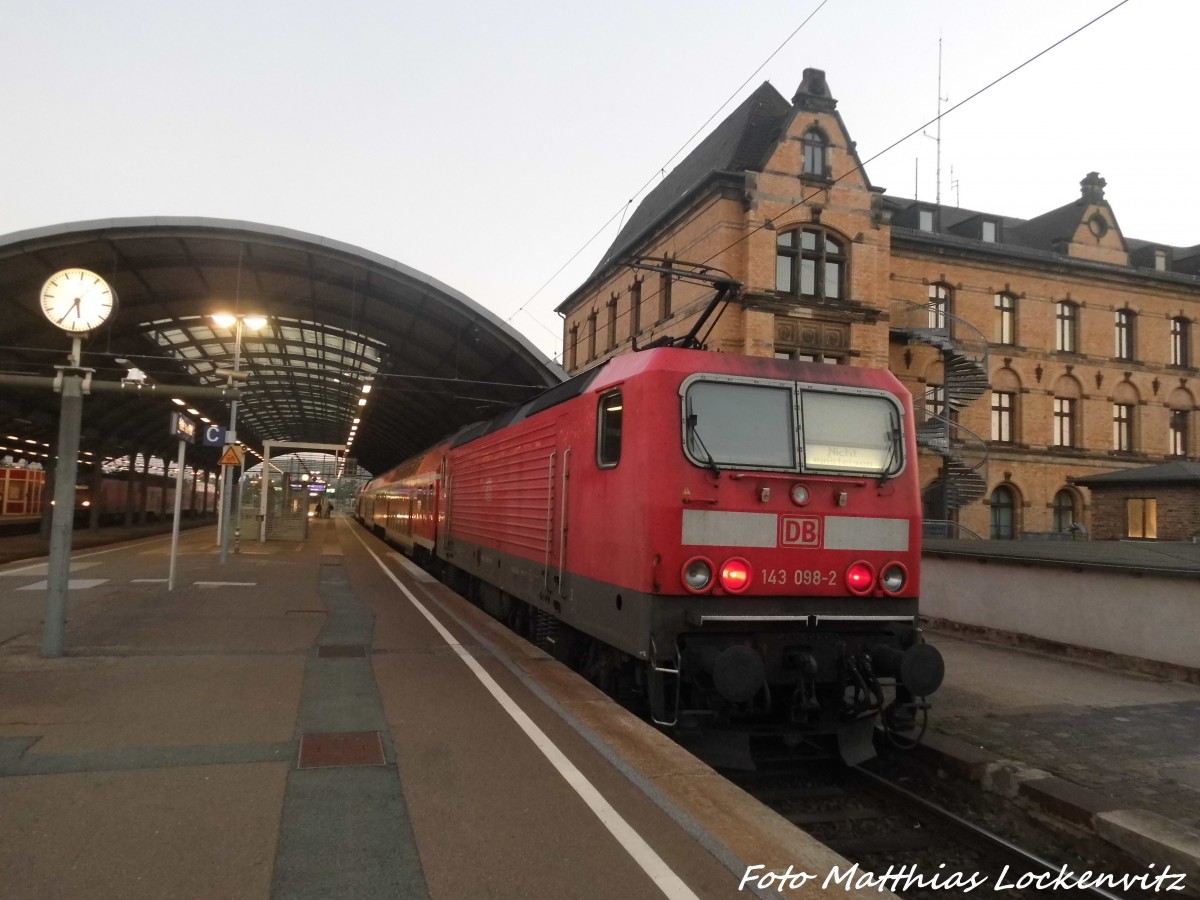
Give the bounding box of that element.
[597,390,623,468]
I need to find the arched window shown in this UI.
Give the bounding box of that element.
[1052,489,1078,533]
[1056,301,1079,352]
[990,486,1016,540]
[801,128,830,177]
[775,227,846,301]
[928,283,952,330]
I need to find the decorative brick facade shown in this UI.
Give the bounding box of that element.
[556,70,1200,540]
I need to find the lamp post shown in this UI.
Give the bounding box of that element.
[212,313,265,564]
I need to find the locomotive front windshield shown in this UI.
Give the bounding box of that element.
[683,378,903,476]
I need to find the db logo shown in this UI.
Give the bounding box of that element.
[780,516,821,547]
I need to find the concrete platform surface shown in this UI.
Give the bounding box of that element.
[0,519,892,900]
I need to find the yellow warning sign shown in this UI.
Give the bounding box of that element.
[218,444,244,467]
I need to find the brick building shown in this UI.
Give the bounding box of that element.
[1071,462,1200,541]
[555,70,1200,540]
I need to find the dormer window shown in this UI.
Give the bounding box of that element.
[918,209,935,233]
[1155,249,1169,271]
[981,220,997,243]
[801,128,831,178]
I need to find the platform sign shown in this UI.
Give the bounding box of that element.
[201,424,226,447]
[218,444,244,467]
[169,412,196,444]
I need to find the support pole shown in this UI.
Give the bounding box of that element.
[168,438,187,590]
[43,342,87,658]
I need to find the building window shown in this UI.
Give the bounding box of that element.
[928,283,951,330]
[1056,301,1078,352]
[989,486,1016,540]
[1114,309,1136,360]
[586,310,598,361]
[1171,317,1190,367]
[659,259,673,322]
[991,391,1015,442]
[1170,410,1189,456]
[1155,249,1168,271]
[919,209,935,232]
[775,227,846,302]
[1127,498,1157,539]
[994,292,1016,344]
[606,294,618,351]
[1052,489,1077,533]
[630,277,643,337]
[1112,403,1134,451]
[801,128,830,177]
[924,384,946,421]
[567,324,578,370]
[596,390,623,468]
[981,220,997,243]
[1053,397,1076,447]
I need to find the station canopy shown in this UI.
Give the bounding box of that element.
[0,218,564,478]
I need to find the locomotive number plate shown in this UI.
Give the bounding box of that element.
[761,568,838,587]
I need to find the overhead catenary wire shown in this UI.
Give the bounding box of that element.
[504,0,832,332]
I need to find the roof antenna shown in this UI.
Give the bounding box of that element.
[922,34,949,207]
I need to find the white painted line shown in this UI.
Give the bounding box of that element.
[389,551,437,583]
[194,581,257,587]
[0,561,102,577]
[16,579,109,591]
[351,529,699,900]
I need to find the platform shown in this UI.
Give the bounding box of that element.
[0,518,884,900]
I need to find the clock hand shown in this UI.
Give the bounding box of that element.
[56,297,82,325]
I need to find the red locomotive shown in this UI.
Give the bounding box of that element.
[358,347,943,761]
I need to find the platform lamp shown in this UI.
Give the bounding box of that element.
[211,313,266,564]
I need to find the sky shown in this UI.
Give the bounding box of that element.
[1,0,1189,362]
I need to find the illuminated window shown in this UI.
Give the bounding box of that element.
[1127,498,1157,539]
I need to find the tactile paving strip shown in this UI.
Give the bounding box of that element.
[297,731,386,768]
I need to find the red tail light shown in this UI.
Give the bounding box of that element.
[719,557,752,593]
[845,561,875,595]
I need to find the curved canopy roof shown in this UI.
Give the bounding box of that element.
[0,217,563,477]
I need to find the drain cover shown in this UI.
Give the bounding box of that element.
[298,731,386,768]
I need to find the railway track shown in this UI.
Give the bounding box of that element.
[725,749,1178,899]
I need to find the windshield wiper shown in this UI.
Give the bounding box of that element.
[686,412,721,479]
[877,409,902,485]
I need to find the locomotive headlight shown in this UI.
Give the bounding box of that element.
[718,557,752,593]
[789,483,811,506]
[880,563,907,595]
[682,557,714,593]
[845,560,875,596]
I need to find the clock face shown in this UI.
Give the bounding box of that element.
[40,269,116,334]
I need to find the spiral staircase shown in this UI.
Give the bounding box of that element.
[892,300,990,538]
